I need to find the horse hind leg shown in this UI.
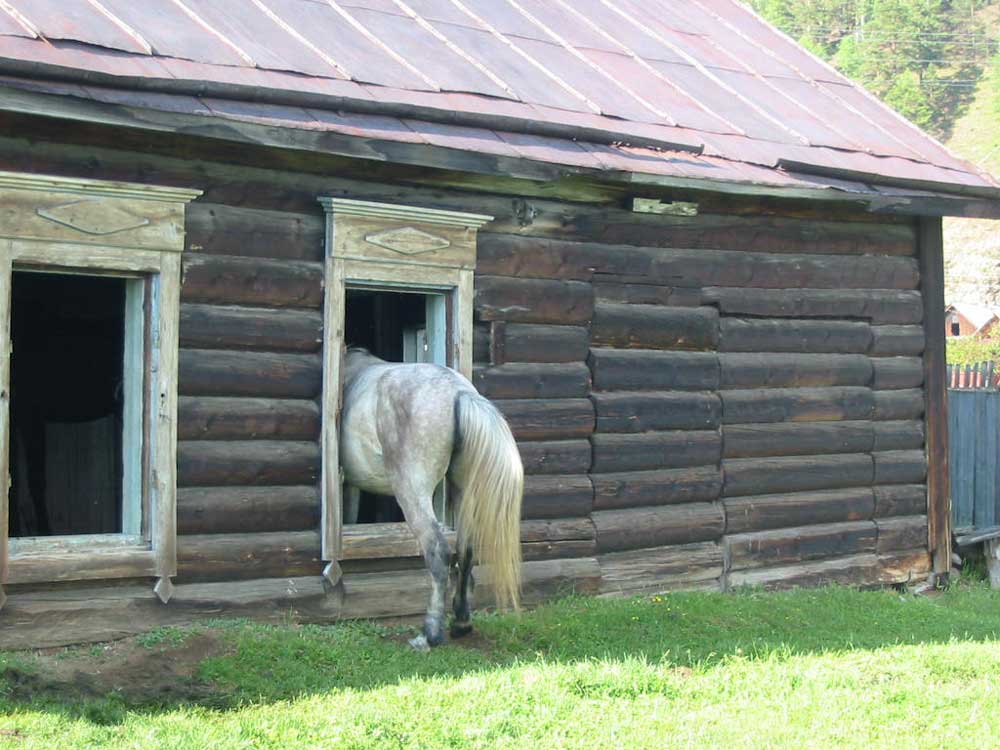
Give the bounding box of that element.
[450,544,475,639]
[396,489,450,651]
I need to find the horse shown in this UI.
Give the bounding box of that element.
[339,348,524,650]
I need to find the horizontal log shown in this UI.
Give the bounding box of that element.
[722,421,874,458]
[876,515,928,554]
[522,539,597,561]
[523,475,594,519]
[177,440,320,487]
[6,547,156,585]
[873,450,927,485]
[473,362,590,400]
[473,324,491,364]
[873,485,927,518]
[869,325,925,357]
[719,318,872,354]
[592,391,721,433]
[592,466,723,510]
[592,282,702,307]
[494,323,590,363]
[179,350,322,398]
[341,523,455,561]
[521,518,596,544]
[179,303,323,353]
[518,440,592,475]
[727,552,880,589]
[720,387,875,424]
[475,557,603,608]
[591,431,722,473]
[593,503,725,553]
[590,303,719,351]
[177,486,319,534]
[474,276,593,325]
[495,399,595,441]
[722,453,874,497]
[719,353,873,389]
[589,349,720,391]
[726,521,877,571]
[724,488,876,534]
[703,288,923,325]
[877,549,932,585]
[874,389,924,420]
[182,254,324,308]
[185,202,324,261]
[873,421,924,451]
[598,542,723,596]
[177,530,322,581]
[872,357,924,390]
[178,397,320,441]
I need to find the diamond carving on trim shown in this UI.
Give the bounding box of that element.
[364,226,451,256]
[37,199,150,236]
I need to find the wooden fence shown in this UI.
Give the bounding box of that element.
[948,362,1000,531]
[948,361,997,389]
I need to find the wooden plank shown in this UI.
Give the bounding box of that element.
[722,453,874,497]
[473,362,591,399]
[185,202,324,261]
[590,303,719,351]
[494,399,595,441]
[177,397,320,441]
[598,542,723,596]
[724,488,875,534]
[518,440,592,475]
[719,353,872,389]
[155,251,182,589]
[703,288,922,325]
[592,466,723,510]
[592,391,721,433]
[878,548,932,585]
[872,357,924,390]
[726,521,877,571]
[873,450,927,485]
[720,387,874,424]
[340,522,454,561]
[177,531,322,581]
[874,485,927,518]
[949,391,975,528]
[727,553,880,590]
[177,486,320,534]
[487,323,590,363]
[179,303,323,352]
[873,421,924,451]
[592,282,702,307]
[593,503,725,553]
[321,254,345,564]
[874,389,924,420]
[869,325,925,357]
[719,318,872,354]
[0,247,10,590]
[177,440,320,487]
[181,255,324,308]
[522,475,594,519]
[588,349,720,391]
[875,515,928,554]
[179,350,322,398]
[723,421,874,458]
[7,546,157,585]
[331,214,476,269]
[474,276,593,325]
[591,431,721,473]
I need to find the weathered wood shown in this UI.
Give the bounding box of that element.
[474,362,591,400]
[593,503,725,553]
[877,548,932,585]
[720,387,875,424]
[874,485,927,518]
[876,515,928,554]
[177,531,321,581]
[177,397,320,441]
[719,353,873,389]
[330,213,476,270]
[591,304,719,351]
[493,323,590,363]
[592,391,721,433]
[724,488,876,534]
[722,453,874,497]
[592,467,723,510]
[873,450,927,485]
[474,276,593,325]
[475,557,603,608]
[590,431,722,473]
[874,389,924,420]
[185,202,324,261]
[473,323,490,363]
[177,440,320,487]
[340,523,455,561]
[0,249,10,590]
[179,350,322,398]
[598,542,723,596]
[179,303,323,352]
[727,553,880,590]
[520,518,597,562]
[588,349,720,391]
[7,547,157,585]
[177,486,319,534]
[518,440,592,475]
[873,421,925,451]
[703,288,923,325]
[495,399,595,441]
[869,325,925,357]
[522,475,594,519]
[181,255,324,308]
[872,357,923,390]
[719,318,872,354]
[723,421,873,458]
[592,282,702,307]
[726,521,877,571]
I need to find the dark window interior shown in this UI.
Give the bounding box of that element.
[951,321,961,336]
[9,272,125,537]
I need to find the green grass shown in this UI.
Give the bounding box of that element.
[3,585,1000,748]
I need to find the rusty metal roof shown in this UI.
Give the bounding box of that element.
[0,0,997,199]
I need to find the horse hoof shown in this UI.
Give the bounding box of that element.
[450,622,473,639]
[408,634,431,652]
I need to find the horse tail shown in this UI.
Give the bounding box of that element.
[453,390,523,610]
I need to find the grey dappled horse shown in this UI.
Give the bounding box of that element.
[340,348,524,650]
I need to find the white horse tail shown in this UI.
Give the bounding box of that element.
[453,390,523,610]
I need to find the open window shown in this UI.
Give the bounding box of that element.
[318,198,492,584]
[0,172,200,608]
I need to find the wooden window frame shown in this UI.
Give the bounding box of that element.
[317,198,492,587]
[0,172,200,608]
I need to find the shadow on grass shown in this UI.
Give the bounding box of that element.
[3,582,1000,725]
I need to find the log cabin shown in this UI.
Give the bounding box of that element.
[0,0,997,648]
